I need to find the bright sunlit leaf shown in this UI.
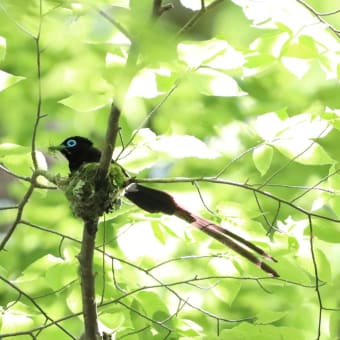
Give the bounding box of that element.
[177,319,203,336]
[281,57,311,79]
[253,144,273,176]
[117,144,159,173]
[1,0,340,338]
[117,128,219,171]
[255,112,284,140]
[250,31,291,58]
[192,68,246,97]
[59,92,112,112]
[212,278,241,306]
[1,304,35,333]
[0,70,25,92]
[180,0,216,11]
[178,39,235,68]
[0,143,30,157]
[127,68,170,98]
[244,54,276,68]
[273,139,333,165]
[255,112,333,165]
[283,35,319,59]
[155,134,220,159]
[66,286,82,313]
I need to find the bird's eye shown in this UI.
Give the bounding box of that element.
[66,139,77,148]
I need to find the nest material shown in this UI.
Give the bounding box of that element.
[58,163,126,221]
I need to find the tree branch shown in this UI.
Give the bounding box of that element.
[0,275,76,339]
[296,0,340,38]
[134,176,340,224]
[0,172,39,251]
[96,103,121,181]
[78,219,101,340]
[31,0,44,169]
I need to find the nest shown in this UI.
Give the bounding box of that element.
[58,163,127,222]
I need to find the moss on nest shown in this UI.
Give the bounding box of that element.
[58,163,127,221]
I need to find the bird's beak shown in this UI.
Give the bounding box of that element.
[48,144,67,154]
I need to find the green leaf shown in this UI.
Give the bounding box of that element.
[256,310,287,323]
[255,112,333,165]
[100,312,125,330]
[177,319,203,337]
[245,54,276,68]
[330,312,340,339]
[250,30,291,56]
[283,36,319,58]
[66,286,82,313]
[308,219,340,244]
[151,221,167,245]
[128,68,169,98]
[117,128,219,171]
[160,222,180,239]
[0,143,30,157]
[253,144,273,176]
[0,145,47,177]
[212,279,241,306]
[1,302,35,333]
[220,322,307,340]
[0,70,25,91]
[273,139,333,165]
[315,248,332,282]
[316,83,340,109]
[45,261,77,290]
[178,39,235,68]
[191,68,247,97]
[136,291,169,316]
[281,57,311,79]
[315,128,340,162]
[129,298,149,330]
[59,92,112,112]
[155,134,220,159]
[0,37,6,61]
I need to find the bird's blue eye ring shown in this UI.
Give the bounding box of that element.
[66,139,77,147]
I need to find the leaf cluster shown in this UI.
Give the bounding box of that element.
[0,0,340,339]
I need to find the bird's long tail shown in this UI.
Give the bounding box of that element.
[124,183,279,277]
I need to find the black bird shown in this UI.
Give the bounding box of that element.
[51,136,279,277]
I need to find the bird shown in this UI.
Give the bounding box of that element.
[50,136,279,277]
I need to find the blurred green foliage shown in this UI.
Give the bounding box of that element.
[0,0,340,339]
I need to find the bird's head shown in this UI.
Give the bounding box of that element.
[49,136,100,172]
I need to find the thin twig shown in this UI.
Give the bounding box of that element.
[291,166,340,203]
[31,0,44,170]
[0,164,31,181]
[318,8,340,16]
[295,0,340,38]
[0,275,76,339]
[0,173,39,251]
[176,0,224,37]
[307,215,322,340]
[116,80,180,161]
[134,176,340,223]
[97,8,133,42]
